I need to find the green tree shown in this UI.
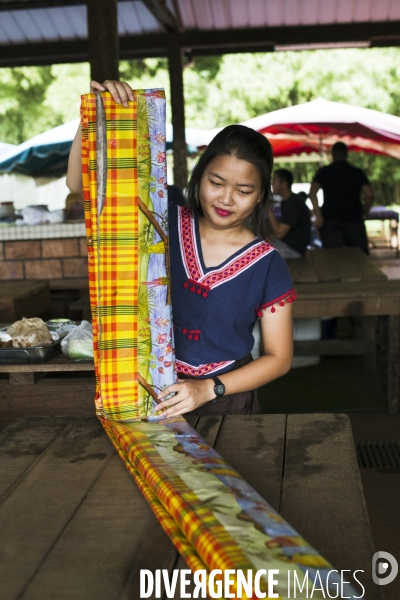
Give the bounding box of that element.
[0,67,59,144]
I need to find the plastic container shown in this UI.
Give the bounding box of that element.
[0,339,60,364]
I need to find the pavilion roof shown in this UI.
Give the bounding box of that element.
[1,0,400,67]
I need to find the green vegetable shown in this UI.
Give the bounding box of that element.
[65,339,93,360]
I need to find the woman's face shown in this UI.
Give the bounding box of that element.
[198,154,262,230]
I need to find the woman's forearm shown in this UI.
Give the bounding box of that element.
[217,351,292,396]
[66,124,83,195]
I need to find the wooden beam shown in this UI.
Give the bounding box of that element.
[168,34,187,191]
[170,0,185,33]
[141,0,182,33]
[1,20,400,68]
[87,0,119,82]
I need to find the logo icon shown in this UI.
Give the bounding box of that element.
[372,551,398,585]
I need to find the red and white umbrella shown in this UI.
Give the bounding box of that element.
[201,98,400,159]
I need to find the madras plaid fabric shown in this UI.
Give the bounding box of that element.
[81,92,361,600]
[81,89,175,420]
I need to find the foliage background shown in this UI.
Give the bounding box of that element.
[0,48,399,203]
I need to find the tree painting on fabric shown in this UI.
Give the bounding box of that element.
[81,89,176,421]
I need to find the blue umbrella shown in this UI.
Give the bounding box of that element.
[0,120,80,178]
[0,121,208,178]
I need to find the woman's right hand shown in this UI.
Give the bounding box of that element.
[67,80,135,194]
[90,80,134,108]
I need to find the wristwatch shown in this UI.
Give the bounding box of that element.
[210,377,225,404]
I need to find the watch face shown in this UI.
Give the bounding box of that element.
[214,383,225,396]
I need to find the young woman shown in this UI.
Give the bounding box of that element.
[67,80,295,419]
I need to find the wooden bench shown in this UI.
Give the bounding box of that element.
[287,248,400,414]
[0,280,50,322]
[0,413,378,600]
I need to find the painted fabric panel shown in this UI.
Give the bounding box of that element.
[81,90,175,421]
[81,91,362,599]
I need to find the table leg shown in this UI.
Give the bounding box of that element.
[388,314,400,414]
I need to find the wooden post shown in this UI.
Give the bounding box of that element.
[87,0,119,83]
[168,35,187,191]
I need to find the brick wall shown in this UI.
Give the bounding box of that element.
[0,237,88,280]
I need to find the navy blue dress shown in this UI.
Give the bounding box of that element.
[169,203,295,379]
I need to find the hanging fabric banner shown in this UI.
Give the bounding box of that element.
[81,90,362,600]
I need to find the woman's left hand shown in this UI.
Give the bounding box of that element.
[152,378,215,418]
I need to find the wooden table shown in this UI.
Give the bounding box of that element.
[0,354,95,429]
[0,413,378,600]
[287,247,400,414]
[0,280,50,322]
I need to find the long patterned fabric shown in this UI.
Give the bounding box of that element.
[81,91,362,600]
[81,89,175,421]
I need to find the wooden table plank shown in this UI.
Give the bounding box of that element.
[310,247,365,282]
[0,354,95,373]
[294,279,400,300]
[0,378,96,430]
[0,416,73,503]
[213,414,286,512]
[286,252,319,283]
[20,453,159,600]
[343,247,387,282]
[0,417,114,600]
[280,413,378,600]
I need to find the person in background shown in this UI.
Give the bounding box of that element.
[268,168,311,259]
[168,184,186,206]
[309,142,374,254]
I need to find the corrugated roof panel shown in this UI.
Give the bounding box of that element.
[209,0,231,30]
[64,4,87,38]
[247,0,266,28]
[0,21,9,43]
[11,10,43,42]
[45,7,78,39]
[318,0,337,24]
[228,0,249,28]
[0,0,400,47]
[0,12,25,43]
[176,0,196,29]
[371,0,392,21]
[284,0,302,25]
[388,0,400,19]
[134,1,163,31]
[336,0,357,23]
[191,0,214,30]
[118,2,143,35]
[265,0,285,26]
[354,0,373,22]
[300,0,321,25]
[29,8,61,41]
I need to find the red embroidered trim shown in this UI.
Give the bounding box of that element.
[256,288,297,317]
[181,328,201,341]
[176,359,235,377]
[178,206,275,295]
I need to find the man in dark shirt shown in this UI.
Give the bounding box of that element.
[269,168,311,258]
[309,142,374,254]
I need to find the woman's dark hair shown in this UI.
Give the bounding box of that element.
[187,124,274,240]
